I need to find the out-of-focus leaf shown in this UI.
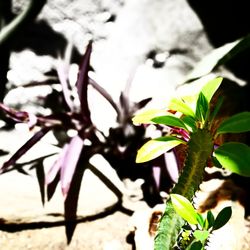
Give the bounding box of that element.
[152,115,188,131]
[88,163,123,199]
[184,40,240,82]
[196,213,205,228]
[214,142,250,176]
[60,135,84,197]
[136,136,184,163]
[186,240,203,250]
[212,206,232,231]
[132,109,169,125]
[217,112,250,134]
[47,172,60,201]
[0,103,29,122]
[200,77,223,105]
[168,98,195,117]
[89,78,121,118]
[0,126,51,173]
[170,194,198,225]
[34,160,45,205]
[193,230,209,242]
[76,41,92,124]
[137,97,152,109]
[46,144,69,185]
[206,210,215,230]
[64,151,87,244]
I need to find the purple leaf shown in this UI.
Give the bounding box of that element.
[152,166,161,190]
[0,103,29,122]
[34,160,45,206]
[164,150,179,183]
[0,126,51,173]
[76,41,92,125]
[46,144,69,185]
[64,150,87,244]
[47,172,60,201]
[60,135,84,198]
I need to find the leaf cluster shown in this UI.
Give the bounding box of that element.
[171,194,232,250]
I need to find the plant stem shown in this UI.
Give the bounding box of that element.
[154,129,213,249]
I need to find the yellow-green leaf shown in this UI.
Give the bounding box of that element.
[132,109,168,125]
[136,136,184,163]
[170,194,198,225]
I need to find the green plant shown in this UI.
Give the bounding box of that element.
[133,77,250,249]
[171,193,232,249]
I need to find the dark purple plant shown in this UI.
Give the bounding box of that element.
[0,41,175,243]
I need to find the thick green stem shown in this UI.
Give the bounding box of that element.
[154,129,213,250]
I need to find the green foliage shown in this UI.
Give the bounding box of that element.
[214,142,250,176]
[168,98,195,117]
[133,75,250,249]
[136,136,184,163]
[152,115,188,131]
[170,194,198,225]
[217,112,250,134]
[171,193,232,249]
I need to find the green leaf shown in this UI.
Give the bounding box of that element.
[186,240,203,250]
[169,98,195,117]
[217,112,250,134]
[170,194,198,225]
[212,206,232,231]
[181,115,197,132]
[206,210,215,230]
[201,77,223,104]
[136,137,184,163]
[196,213,205,228]
[184,40,240,82]
[132,109,168,125]
[152,115,188,131]
[193,230,209,242]
[214,142,250,176]
[195,92,209,123]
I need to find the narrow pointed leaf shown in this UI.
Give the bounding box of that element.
[170,194,198,225]
[0,126,51,172]
[206,210,215,230]
[195,92,208,123]
[136,136,184,163]
[46,144,69,185]
[64,152,87,244]
[184,40,239,82]
[60,135,84,197]
[76,41,92,124]
[212,206,232,231]
[214,142,250,176]
[47,172,60,201]
[168,98,195,117]
[201,77,223,104]
[196,213,205,228]
[34,160,45,205]
[152,115,188,131]
[217,112,250,134]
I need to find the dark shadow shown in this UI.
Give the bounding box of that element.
[187,0,250,81]
[10,19,82,64]
[0,201,133,233]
